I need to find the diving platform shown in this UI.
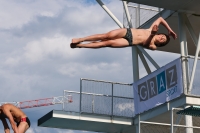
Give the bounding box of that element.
[37,88,200,133]
[38,110,135,133]
[177,106,200,117]
[38,80,135,133]
[38,74,200,132]
[134,95,200,124]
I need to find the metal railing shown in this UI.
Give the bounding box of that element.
[139,107,200,133]
[63,78,134,118]
[123,3,162,28]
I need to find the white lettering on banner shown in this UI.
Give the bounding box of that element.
[150,81,155,94]
[166,65,177,89]
[147,77,157,99]
[169,69,175,86]
[159,76,165,91]
[140,85,148,100]
[166,85,177,97]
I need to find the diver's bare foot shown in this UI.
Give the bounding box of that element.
[72,38,82,44]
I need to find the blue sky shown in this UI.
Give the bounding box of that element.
[0,0,180,133]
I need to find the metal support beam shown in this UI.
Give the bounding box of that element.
[138,50,151,74]
[184,14,200,92]
[96,0,123,28]
[188,33,200,93]
[136,4,140,28]
[80,78,82,113]
[62,90,65,110]
[135,115,141,133]
[132,47,139,81]
[178,13,192,133]
[171,108,174,133]
[123,1,139,81]
[178,13,190,94]
[137,46,160,69]
[122,1,132,28]
[183,14,198,46]
[185,106,193,133]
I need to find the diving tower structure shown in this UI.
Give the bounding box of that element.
[38,0,200,133]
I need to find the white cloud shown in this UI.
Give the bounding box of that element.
[21,34,75,64]
[5,57,20,66]
[40,11,55,17]
[58,63,78,77]
[0,0,63,29]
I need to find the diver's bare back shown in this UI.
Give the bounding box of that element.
[2,104,26,121]
[131,28,151,46]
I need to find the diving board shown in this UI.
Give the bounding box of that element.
[38,110,135,133]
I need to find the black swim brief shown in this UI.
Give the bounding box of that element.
[17,117,31,127]
[123,28,133,46]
